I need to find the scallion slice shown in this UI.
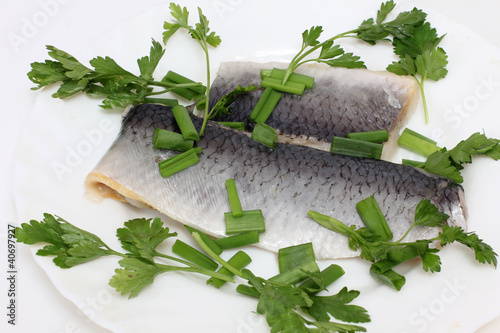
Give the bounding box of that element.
[356,196,393,241]
[158,147,202,178]
[397,128,440,157]
[171,105,200,141]
[224,209,265,234]
[152,128,194,151]
[330,137,383,159]
[298,264,345,294]
[270,68,314,89]
[213,231,260,250]
[370,265,406,291]
[217,121,245,131]
[269,260,320,285]
[172,239,218,271]
[277,242,316,273]
[249,87,282,123]
[143,98,179,107]
[347,129,389,143]
[261,77,306,95]
[184,225,222,256]
[226,178,243,217]
[402,159,424,167]
[206,251,252,288]
[251,122,278,150]
[162,70,206,101]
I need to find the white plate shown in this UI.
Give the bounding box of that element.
[13,1,500,332]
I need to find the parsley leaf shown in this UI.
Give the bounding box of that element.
[309,197,498,290]
[306,287,370,323]
[419,132,500,183]
[116,217,177,261]
[109,257,164,298]
[15,213,119,268]
[137,39,165,81]
[207,84,258,119]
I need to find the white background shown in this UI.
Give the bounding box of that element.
[1,0,499,332]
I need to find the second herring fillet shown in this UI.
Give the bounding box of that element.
[85,104,466,259]
[208,62,420,158]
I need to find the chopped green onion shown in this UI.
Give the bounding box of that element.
[298,264,345,294]
[213,231,260,250]
[372,247,419,273]
[260,69,273,78]
[172,239,218,271]
[143,98,179,107]
[158,147,202,178]
[152,128,194,151]
[226,178,243,217]
[249,87,282,123]
[207,251,252,288]
[261,77,306,95]
[370,265,406,291]
[402,159,424,167]
[397,128,440,157]
[171,105,200,141]
[251,122,278,150]
[184,225,222,256]
[356,196,393,241]
[330,137,383,159]
[269,260,320,285]
[270,68,314,89]
[224,209,265,234]
[347,130,389,143]
[217,122,245,131]
[278,243,316,273]
[162,70,206,100]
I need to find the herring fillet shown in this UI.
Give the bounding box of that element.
[208,62,420,158]
[85,104,466,259]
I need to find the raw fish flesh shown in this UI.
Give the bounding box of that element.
[85,104,467,259]
[207,62,420,159]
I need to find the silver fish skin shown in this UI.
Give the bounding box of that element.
[85,104,467,259]
[208,61,420,157]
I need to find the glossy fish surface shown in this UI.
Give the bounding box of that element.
[85,104,466,259]
[208,62,420,157]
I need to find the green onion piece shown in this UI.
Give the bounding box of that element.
[347,130,389,143]
[269,260,320,285]
[402,159,424,167]
[226,179,243,217]
[260,69,273,79]
[236,284,260,298]
[298,264,345,294]
[307,210,354,235]
[143,98,179,107]
[370,265,406,291]
[330,137,383,159]
[251,122,278,150]
[278,242,316,273]
[249,87,282,123]
[152,128,194,151]
[356,196,393,241]
[158,147,202,178]
[162,70,207,100]
[207,251,252,288]
[213,231,260,250]
[217,122,245,131]
[184,225,222,256]
[261,77,306,95]
[224,210,265,234]
[171,105,200,141]
[270,68,314,89]
[397,128,441,157]
[253,89,282,124]
[172,239,218,271]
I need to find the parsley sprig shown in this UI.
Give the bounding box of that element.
[283,1,446,123]
[15,214,370,331]
[309,198,497,291]
[15,214,234,298]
